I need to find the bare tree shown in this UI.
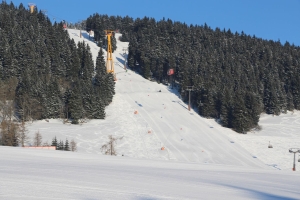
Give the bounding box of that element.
[0,78,18,146]
[42,141,50,146]
[101,135,123,156]
[0,78,17,119]
[0,78,20,146]
[19,96,43,122]
[0,120,19,146]
[70,139,77,152]
[33,131,42,146]
[0,100,15,123]
[19,121,29,147]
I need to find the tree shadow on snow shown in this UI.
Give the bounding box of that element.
[134,197,159,200]
[171,100,188,110]
[119,52,127,59]
[116,57,125,66]
[81,32,94,42]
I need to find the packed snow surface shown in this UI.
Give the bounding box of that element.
[2,29,300,199]
[1,146,300,200]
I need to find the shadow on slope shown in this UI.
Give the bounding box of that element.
[116,57,125,66]
[81,31,94,42]
[220,184,299,200]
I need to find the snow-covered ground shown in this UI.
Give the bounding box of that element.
[227,112,300,171]
[2,29,300,199]
[1,146,300,200]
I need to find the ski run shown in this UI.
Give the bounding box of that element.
[1,29,300,199]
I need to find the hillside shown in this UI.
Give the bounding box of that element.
[85,14,300,133]
[1,3,300,199]
[2,23,300,200]
[22,29,300,171]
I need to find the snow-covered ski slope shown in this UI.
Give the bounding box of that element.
[2,29,300,199]
[22,29,300,171]
[1,146,300,200]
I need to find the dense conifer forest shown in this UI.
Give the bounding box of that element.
[86,13,300,133]
[0,2,115,146]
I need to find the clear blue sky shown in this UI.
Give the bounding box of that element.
[10,0,300,46]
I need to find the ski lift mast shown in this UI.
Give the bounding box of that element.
[105,30,116,79]
[123,47,128,70]
[289,148,300,171]
[28,3,36,14]
[186,86,194,111]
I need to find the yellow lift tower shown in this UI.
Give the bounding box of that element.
[105,30,116,80]
[28,3,36,14]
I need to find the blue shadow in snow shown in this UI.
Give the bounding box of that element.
[172,100,188,110]
[81,32,94,42]
[134,195,160,200]
[116,57,125,65]
[219,184,299,200]
[135,101,143,107]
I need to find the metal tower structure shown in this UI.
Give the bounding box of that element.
[186,86,194,111]
[122,47,127,70]
[105,30,115,74]
[289,148,300,171]
[28,3,36,14]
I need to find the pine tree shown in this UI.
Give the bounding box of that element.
[140,52,150,79]
[64,139,70,151]
[94,48,115,106]
[66,39,81,81]
[91,93,105,119]
[95,48,107,79]
[218,89,232,127]
[0,61,3,80]
[56,140,61,150]
[51,136,58,149]
[67,85,83,124]
[231,95,249,133]
[60,140,64,151]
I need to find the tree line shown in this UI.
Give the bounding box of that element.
[86,14,300,133]
[51,136,77,151]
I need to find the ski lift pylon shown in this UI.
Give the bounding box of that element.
[28,3,36,14]
[268,141,273,148]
